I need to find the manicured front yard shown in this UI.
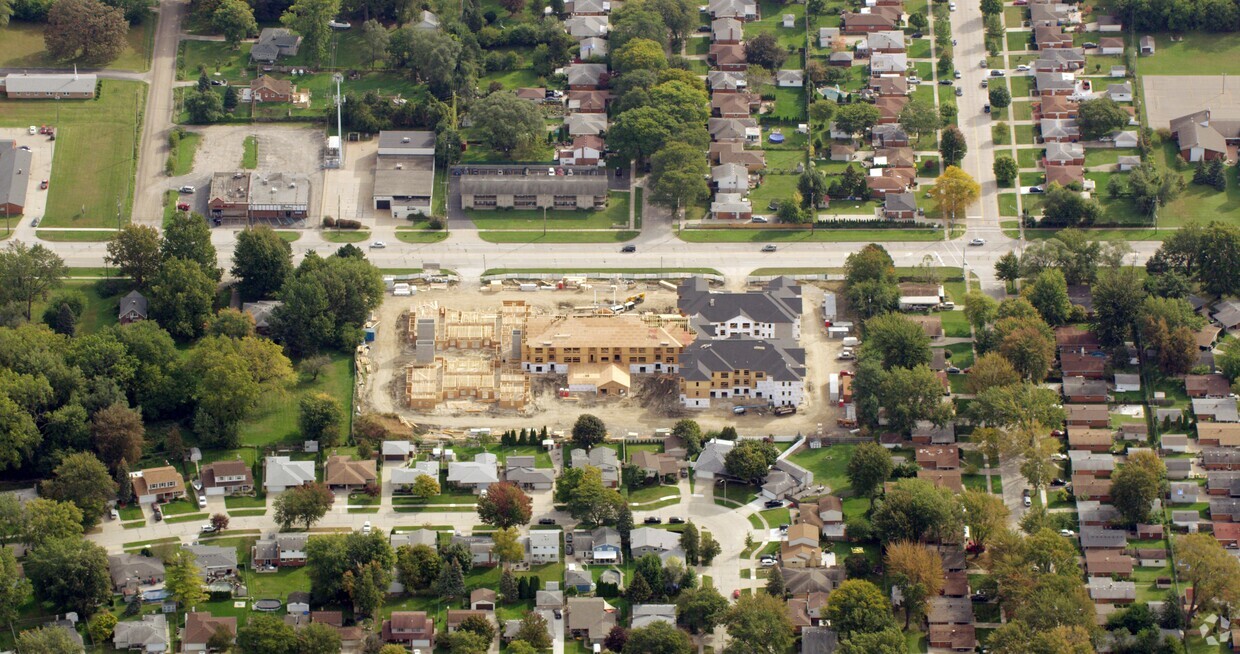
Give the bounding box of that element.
[467,192,630,230]
[788,444,856,494]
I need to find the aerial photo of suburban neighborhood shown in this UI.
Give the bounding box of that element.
[5,0,1240,649]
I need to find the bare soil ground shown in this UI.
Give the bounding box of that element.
[359,280,852,435]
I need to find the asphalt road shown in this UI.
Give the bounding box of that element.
[949,0,1003,240]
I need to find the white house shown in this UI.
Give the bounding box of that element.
[1106,82,1133,102]
[1111,131,1139,148]
[263,456,315,493]
[527,529,561,564]
[776,69,804,87]
[446,454,500,493]
[390,461,439,488]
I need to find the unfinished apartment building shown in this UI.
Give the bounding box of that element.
[403,301,531,410]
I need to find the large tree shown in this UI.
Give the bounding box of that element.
[280,0,340,64]
[825,579,897,636]
[1022,269,1071,326]
[270,252,385,355]
[212,0,257,46]
[885,541,944,627]
[862,313,931,369]
[388,25,462,96]
[40,451,114,529]
[1176,533,1240,626]
[833,103,881,136]
[898,98,941,142]
[612,37,666,74]
[872,478,961,544]
[165,549,208,609]
[0,241,66,320]
[471,92,546,157]
[677,585,728,636]
[0,547,29,628]
[959,489,1009,549]
[1041,183,1102,227]
[15,626,82,654]
[476,481,533,528]
[723,439,779,484]
[1091,266,1145,346]
[930,165,979,223]
[1112,450,1165,525]
[744,32,787,69]
[44,0,127,63]
[273,482,334,529]
[162,211,220,279]
[236,615,298,654]
[723,591,794,654]
[622,621,692,654]
[649,142,709,215]
[105,225,162,288]
[231,227,292,301]
[91,401,144,471]
[24,537,111,615]
[395,544,441,591]
[148,258,216,341]
[847,442,893,505]
[938,126,967,168]
[571,413,607,449]
[1077,97,1129,140]
[298,392,344,447]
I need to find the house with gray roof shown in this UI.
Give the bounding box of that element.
[708,117,760,142]
[631,604,677,629]
[567,597,617,644]
[527,529,560,564]
[1195,397,1240,422]
[762,459,814,500]
[447,453,500,492]
[565,568,594,593]
[1088,578,1136,604]
[708,70,748,92]
[883,191,917,219]
[1080,526,1128,549]
[451,533,498,566]
[459,167,609,211]
[818,27,840,48]
[505,455,554,490]
[1,72,97,99]
[571,447,620,487]
[0,140,32,216]
[391,529,439,549]
[694,438,736,480]
[631,527,684,559]
[114,614,169,652]
[109,553,166,593]
[566,63,608,89]
[390,461,438,489]
[264,456,315,493]
[118,290,149,324]
[777,69,805,87]
[250,28,301,63]
[185,544,238,580]
[1170,110,1239,163]
[678,277,802,342]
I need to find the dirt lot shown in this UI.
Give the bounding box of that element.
[359,279,851,436]
[175,124,325,220]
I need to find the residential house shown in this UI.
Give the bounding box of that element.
[391,530,438,550]
[1034,25,1074,49]
[248,75,309,105]
[912,421,956,445]
[181,612,236,653]
[707,0,758,20]
[570,447,620,487]
[712,17,744,43]
[1040,96,1078,121]
[109,553,166,594]
[1072,474,1113,501]
[1206,471,1240,496]
[447,453,500,492]
[1035,71,1077,96]
[185,544,238,580]
[1203,448,1240,471]
[867,30,906,52]
[382,441,416,461]
[694,438,736,480]
[1188,374,1232,399]
[780,523,823,568]
[916,445,960,470]
[565,15,609,39]
[1066,402,1110,427]
[1068,428,1114,453]
[762,459,814,500]
[1089,578,1136,604]
[578,526,622,563]
[1080,527,1128,549]
[250,533,308,568]
[1165,458,1193,480]
[505,456,554,490]
[711,193,753,220]
[200,460,253,497]
[1064,377,1108,403]
[709,117,760,143]
[250,28,301,63]
[631,604,677,629]
[871,123,910,147]
[711,141,766,171]
[579,37,608,59]
[712,91,760,118]
[883,191,917,219]
[802,496,846,540]
[870,75,909,97]
[630,450,681,480]
[818,27,841,48]
[390,461,439,490]
[565,0,608,14]
[131,466,186,505]
[875,95,909,124]
[841,10,899,33]
[1199,423,1240,447]
[1210,497,1240,521]
[631,527,683,559]
[929,624,977,651]
[527,530,560,564]
[1079,500,1120,526]
[1195,397,1240,422]
[451,533,498,567]
[564,112,608,137]
[870,52,908,74]
[1041,118,1081,142]
[565,63,608,89]
[1170,481,1200,504]
[927,597,973,625]
[567,598,617,644]
[1161,434,1190,454]
[1045,142,1085,166]
[383,612,435,650]
[558,135,606,167]
[1107,82,1133,102]
[1046,163,1085,187]
[263,456,315,493]
[709,44,748,71]
[784,567,842,595]
[918,468,964,492]
[1070,451,1116,477]
[1034,48,1086,71]
[777,70,805,87]
[898,283,945,311]
[1215,521,1240,547]
[114,615,169,652]
[119,290,148,324]
[324,455,376,491]
[708,70,748,93]
[712,162,749,192]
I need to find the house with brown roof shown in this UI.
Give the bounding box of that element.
[709,44,748,71]
[805,496,846,540]
[1187,374,1232,399]
[1045,164,1085,188]
[1170,109,1237,163]
[132,466,186,505]
[1072,474,1112,501]
[630,450,681,479]
[1039,95,1078,120]
[780,523,823,568]
[942,569,969,597]
[712,92,760,118]
[383,612,435,649]
[907,315,944,339]
[200,460,254,497]
[1068,428,1114,452]
[916,445,960,470]
[918,468,964,492]
[928,597,973,625]
[249,75,309,105]
[841,10,899,33]
[1215,521,1240,548]
[1199,423,1240,448]
[929,624,976,651]
[1056,326,1100,351]
[182,612,236,653]
[1034,25,1075,49]
[875,96,908,124]
[1086,549,1134,578]
[324,455,377,491]
[567,597,617,644]
[870,75,909,96]
[1061,352,1107,379]
[711,141,766,171]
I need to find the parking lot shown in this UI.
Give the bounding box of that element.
[0,127,56,229]
[1141,75,1240,127]
[169,125,326,222]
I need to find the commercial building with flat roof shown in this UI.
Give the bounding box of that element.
[208,171,309,222]
[458,166,609,210]
[374,131,436,218]
[0,141,32,216]
[0,72,97,98]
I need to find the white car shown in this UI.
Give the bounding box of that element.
[200,524,217,534]
[369,241,387,249]
[1023,496,1032,507]
[362,521,372,534]
[328,19,351,28]
[27,126,37,135]
[178,185,195,193]
[1016,64,1030,71]
[1059,529,1076,537]
[949,2,956,9]
[969,238,986,246]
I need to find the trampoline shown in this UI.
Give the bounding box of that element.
[768,132,786,143]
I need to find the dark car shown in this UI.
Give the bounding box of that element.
[990,69,1005,77]
[983,104,991,113]
[153,510,163,522]
[911,31,923,37]
[764,499,784,508]
[565,533,573,543]
[697,24,711,31]
[538,518,556,525]
[1050,478,1068,487]
[939,79,954,85]
[621,244,636,253]
[644,517,662,524]
[554,609,563,619]
[669,517,685,524]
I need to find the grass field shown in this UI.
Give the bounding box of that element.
[0,80,144,228]
[678,228,949,242]
[1153,143,1240,227]
[170,132,201,176]
[479,230,639,243]
[0,18,153,71]
[242,135,258,169]
[321,230,370,243]
[466,192,630,230]
[35,230,117,241]
[238,353,354,447]
[31,279,121,334]
[788,444,856,494]
[1138,32,1240,75]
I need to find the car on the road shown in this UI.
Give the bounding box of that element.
[983,104,991,113]
[30,217,39,227]
[980,59,988,68]
[752,216,768,223]
[762,244,777,252]
[954,70,961,79]
[764,499,784,508]
[990,69,1005,77]
[200,524,217,534]
[178,185,195,193]
[369,241,387,248]
[955,87,963,96]
[18,145,30,152]
[779,524,789,533]
[1028,185,1044,193]
[1016,64,1030,71]
[980,79,989,88]
[670,517,685,524]
[177,202,190,211]
[759,556,776,567]
[538,518,556,525]
[621,244,636,252]
[939,79,953,85]
[969,238,986,246]
[39,179,48,190]
[328,19,352,28]
[362,521,372,534]
[949,1,956,9]
[27,126,37,135]
[644,517,662,524]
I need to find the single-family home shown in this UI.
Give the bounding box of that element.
[1063,376,1108,403]
[1161,434,1190,454]
[505,456,555,490]
[1072,474,1113,501]
[382,612,435,650]
[713,17,744,43]
[181,612,236,653]
[1070,451,1116,477]
[709,44,748,72]
[883,191,917,219]
[527,530,560,564]
[447,453,500,492]
[382,441,416,461]
[916,445,960,470]
[1199,423,1240,447]
[451,533,498,567]
[250,533,308,568]
[780,523,823,568]
[707,0,758,20]
[567,597,617,644]
[927,597,973,625]
[711,193,753,220]
[631,527,684,559]
[777,70,804,87]
[713,163,749,192]
[119,290,148,324]
[185,544,238,580]
[114,615,170,652]
[250,28,301,63]
[200,460,254,497]
[1080,526,1128,549]
[694,438,735,480]
[631,604,677,629]
[1188,374,1232,399]
[109,553,166,594]
[324,455,377,491]
[1088,578,1136,604]
[264,456,315,493]
[1107,81,1133,102]
[1045,142,1085,166]
[131,466,186,505]
[570,447,620,487]
[1195,397,1240,423]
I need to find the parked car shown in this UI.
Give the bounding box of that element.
[39,180,48,190]
[954,70,961,79]
[764,499,784,508]
[27,126,37,135]
[837,349,856,360]
[565,544,574,555]
[1083,41,1097,48]
[752,216,768,223]
[669,517,685,524]
[110,508,120,520]
[946,366,962,374]
[210,79,228,86]
[178,185,195,193]
[200,524,217,534]
[939,79,954,86]
[328,19,351,28]
[1023,496,1032,507]
[198,494,208,508]
[980,59,988,68]
[554,609,563,619]
[153,509,163,522]
[1059,529,1076,537]
[1016,64,1030,71]
[983,104,991,113]
[362,521,372,534]
[538,518,556,525]
[955,87,963,96]
[911,31,923,38]
[1028,185,1044,193]
[644,517,662,524]
[980,79,989,88]
[990,69,1006,77]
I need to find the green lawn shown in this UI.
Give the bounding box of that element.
[0,18,153,71]
[479,67,542,91]
[943,342,975,368]
[1139,32,1240,75]
[744,0,808,50]
[627,484,681,503]
[788,444,856,494]
[1006,29,1030,51]
[1017,147,1041,169]
[395,228,450,243]
[1010,75,1034,97]
[1085,148,1140,167]
[160,497,200,516]
[31,279,120,335]
[479,230,638,243]
[771,87,808,122]
[759,507,791,527]
[999,193,1018,216]
[242,135,258,169]
[321,230,370,243]
[1012,101,1033,121]
[35,230,117,241]
[238,353,354,447]
[466,192,630,230]
[937,310,972,337]
[118,505,144,521]
[169,131,201,177]
[1014,124,1036,144]
[679,228,949,243]
[0,80,145,228]
[1152,142,1240,227]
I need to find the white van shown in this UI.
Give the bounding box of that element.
[841,337,860,348]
